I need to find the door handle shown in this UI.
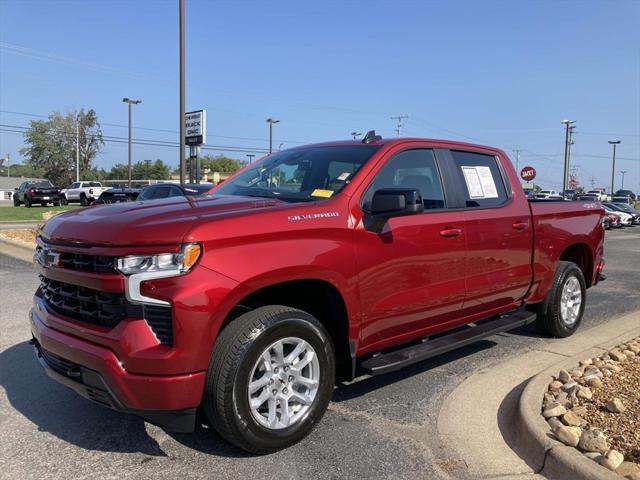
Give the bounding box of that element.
[512,221,529,231]
[439,228,462,238]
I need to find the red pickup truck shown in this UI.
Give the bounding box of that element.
[31,132,605,453]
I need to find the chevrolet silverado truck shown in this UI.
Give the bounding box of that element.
[31,132,605,454]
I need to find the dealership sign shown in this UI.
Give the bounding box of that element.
[520,166,536,182]
[185,110,206,146]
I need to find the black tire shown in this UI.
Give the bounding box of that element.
[80,194,88,206]
[53,201,60,206]
[532,261,586,338]
[41,202,47,207]
[25,197,32,208]
[60,196,68,206]
[203,305,335,454]
[13,197,20,207]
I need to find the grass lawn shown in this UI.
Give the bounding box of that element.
[0,205,82,222]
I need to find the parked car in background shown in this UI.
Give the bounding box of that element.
[562,189,577,200]
[606,202,640,225]
[61,181,108,206]
[602,214,610,230]
[137,183,213,201]
[92,188,140,205]
[535,189,562,199]
[614,189,636,203]
[605,212,621,229]
[576,193,599,202]
[602,204,632,227]
[586,190,607,201]
[611,194,633,205]
[13,180,61,207]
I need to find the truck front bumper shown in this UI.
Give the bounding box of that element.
[30,307,205,432]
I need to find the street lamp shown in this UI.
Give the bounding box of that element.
[123,97,142,187]
[246,154,255,164]
[266,118,280,154]
[620,170,628,189]
[561,119,575,194]
[608,140,621,196]
[351,131,362,140]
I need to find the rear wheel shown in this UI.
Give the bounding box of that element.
[203,305,335,454]
[25,197,32,208]
[80,194,88,206]
[532,261,586,338]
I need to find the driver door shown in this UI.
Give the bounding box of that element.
[352,146,466,352]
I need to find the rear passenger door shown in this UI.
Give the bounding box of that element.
[352,146,467,352]
[446,149,533,316]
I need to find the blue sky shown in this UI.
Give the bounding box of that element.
[1,0,639,191]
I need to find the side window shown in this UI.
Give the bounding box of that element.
[362,149,445,211]
[70,182,80,189]
[451,150,509,208]
[168,186,184,197]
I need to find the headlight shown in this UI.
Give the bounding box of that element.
[116,243,201,275]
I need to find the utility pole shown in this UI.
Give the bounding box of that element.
[561,119,575,194]
[590,176,596,190]
[621,170,627,189]
[179,0,186,184]
[351,131,362,140]
[390,115,408,136]
[76,115,80,182]
[123,98,142,188]
[513,149,522,172]
[246,154,255,164]
[608,140,621,196]
[266,118,280,154]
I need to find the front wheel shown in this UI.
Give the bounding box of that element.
[531,261,586,338]
[80,194,88,206]
[24,197,32,208]
[59,196,68,206]
[13,197,20,207]
[203,305,335,454]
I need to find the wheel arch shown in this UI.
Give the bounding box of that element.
[559,242,594,288]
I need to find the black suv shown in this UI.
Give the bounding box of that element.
[13,181,61,207]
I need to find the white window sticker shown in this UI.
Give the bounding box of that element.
[462,167,485,199]
[476,166,499,198]
[337,172,351,181]
[461,166,499,199]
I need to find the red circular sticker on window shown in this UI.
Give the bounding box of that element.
[520,166,536,181]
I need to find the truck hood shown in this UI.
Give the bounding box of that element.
[41,195,284,246]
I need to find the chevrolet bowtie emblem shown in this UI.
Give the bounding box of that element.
[35,247,61,268]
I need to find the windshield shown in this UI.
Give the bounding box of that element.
[215,145,380,202]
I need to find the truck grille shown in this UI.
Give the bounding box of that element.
[38,343,82,380]
[35,245,116,273]
[39,275,138,327]
[39,276,174,345]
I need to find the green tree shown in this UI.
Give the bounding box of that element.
[201,154,243,173]
[108,159,171,181]
[20,109,104,186]
[3,162,44,178]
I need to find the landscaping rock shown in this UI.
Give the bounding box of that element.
[600,449,624,471]
[605,397,626,413]
[547,417,563,430]
[578,429,609,453]
[616,462,640,480]
[561,380,578,392]
[572,405,588,416]
[554,425,581,447]
[584,376,602,388]
[542,403,567,418]
[548,380,563,392]
[561,410,583,427]
[609,350,627,362]
[579,358,593,366]
[576,386,592,400]
[558,369,571,383]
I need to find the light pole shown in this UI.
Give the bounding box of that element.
[620,170,627,189]
[608,140,621,196]
[266,118,280,154]
[179,0,186,185]
[123,98,142,187]
[351,131,362,140]
[76,114,80,182]
[246,154,255,164]
[561,120,575,194]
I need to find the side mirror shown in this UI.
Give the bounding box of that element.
[364,188,423,232]
[369,188,424,216]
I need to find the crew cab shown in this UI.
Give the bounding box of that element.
[30,133,605,454]
[13,180,61,207]
[61,181,108,206]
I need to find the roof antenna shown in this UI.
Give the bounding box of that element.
[362,130,382,144]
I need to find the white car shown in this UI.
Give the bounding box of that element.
[61,181,109,206]
[587,190,607,201]
[602,205,633,226]
[536,190,563,199]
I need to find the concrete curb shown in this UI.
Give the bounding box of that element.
[515,328,640,479]
[0,237,35,263]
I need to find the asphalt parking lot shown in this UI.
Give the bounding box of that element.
[1,229,639,480]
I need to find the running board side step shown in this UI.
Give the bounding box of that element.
[360,310,536,376]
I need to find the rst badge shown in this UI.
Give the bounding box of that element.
[34,246,61,268]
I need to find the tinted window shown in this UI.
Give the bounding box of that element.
[168,186,184,197]
[32,181,53,188]
[138,185,172,201]
[451,150,508,208]
[69,182,80,189]
[215,146,379,202]
[362,149,445,210]
[89,182,101,187]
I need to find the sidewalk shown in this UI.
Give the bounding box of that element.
[438,312,640,479]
